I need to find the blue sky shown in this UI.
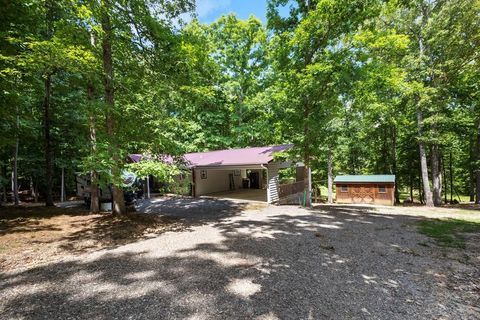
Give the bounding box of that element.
[195,0,269,24]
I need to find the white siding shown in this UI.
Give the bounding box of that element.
[267,163,280,203]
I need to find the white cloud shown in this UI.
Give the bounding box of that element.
[196,0,231,19]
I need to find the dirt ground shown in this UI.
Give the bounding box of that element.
[0,203,185,271]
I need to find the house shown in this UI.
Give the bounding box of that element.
[334,175,396,206]
[130,144,310,204]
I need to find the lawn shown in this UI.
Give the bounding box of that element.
[418,219,480,248]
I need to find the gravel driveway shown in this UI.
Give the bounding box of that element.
[1,200,478,319]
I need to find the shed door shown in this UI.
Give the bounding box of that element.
[351,185,374,204]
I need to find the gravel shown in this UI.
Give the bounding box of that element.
[0,200,478,319]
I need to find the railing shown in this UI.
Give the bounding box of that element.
[279,181,305,199]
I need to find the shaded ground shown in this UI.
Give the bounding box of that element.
[204,189,268,202]
[0,202,185,271]
[136,196,265,223]
[1,201,479,319]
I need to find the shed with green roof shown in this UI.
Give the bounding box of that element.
[334,175,395,205]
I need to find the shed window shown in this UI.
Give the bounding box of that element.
[340,185,348,192]
[378,185,386,193]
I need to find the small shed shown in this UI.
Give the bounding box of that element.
[334,175,395,206]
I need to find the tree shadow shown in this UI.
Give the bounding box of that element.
[135,196,250,225]
[0,219,63,234]
[440,203,480,211]
[56,213,186,253]
[0,204,90,221]
[0,204,477,319]
[54,195,250,254]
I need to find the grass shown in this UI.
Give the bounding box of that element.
[418,219,480,248]
[399,191,472,203]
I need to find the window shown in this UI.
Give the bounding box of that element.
[378,185,386,193]
[340,185,348,192]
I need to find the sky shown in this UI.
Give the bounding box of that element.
[195,0,270,24]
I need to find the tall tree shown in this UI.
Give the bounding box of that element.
[268,0,380,205]
[99,0,126,215]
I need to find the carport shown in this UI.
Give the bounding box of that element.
[131,144,311,204]
[185,145,309,204]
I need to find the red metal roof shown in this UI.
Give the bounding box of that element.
[129,144,293,168]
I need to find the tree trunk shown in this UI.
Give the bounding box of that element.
[60,167,65,202]
[87,84,100,213]
[469,137,475,202]
[470,172,475,202]
[303,163,311,207]
[34,180,38,203]
[415,2,433,207]
[12,106,19,205]
[409,173,413,202]
[391,125,400,204]
[30,177,36,202]
[418,165,424,204]
[476,120,480,204]
[90,171,100,212]
[302,79,312,207]
[442,153,447,204]
[43,74,54,206]
[470,164,475,202]
[43,1,55,207]
[1,164,7,204]
[11,103,20,205]
[303,108,312,207]
[417,109,433,206]
[327,147,333,204]
[449,151,454,203]
[101,0,126,215]
[431,144,442,206]
[476,170,480,205]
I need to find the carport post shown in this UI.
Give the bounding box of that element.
[264,164,271,204]
[266,174,271,204]
[146,176,150,199]
[191,168,196,197]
